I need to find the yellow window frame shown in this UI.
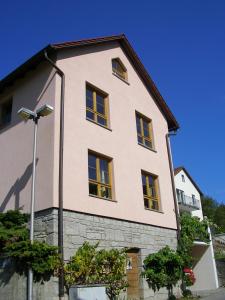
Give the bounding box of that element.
[86,85,109,127]
[136,113,154,149]
[112,58,128,81]
[142,172,160,211]
[88,153,112,200]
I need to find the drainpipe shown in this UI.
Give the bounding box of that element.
[44,51,65,299]
[166,132,180,241]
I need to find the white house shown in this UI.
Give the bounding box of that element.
[174,167,219,292]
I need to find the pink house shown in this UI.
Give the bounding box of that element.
[0,35,179,299]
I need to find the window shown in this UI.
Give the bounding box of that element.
[177,189,184,203]
[88,152,112,200]
[142,171,160,211]
[181,174,185,182]
[192,194,196,205]
[0,98,12,128]
[136,113,154,149]
[112,58,127,81]
[86,84,109,127]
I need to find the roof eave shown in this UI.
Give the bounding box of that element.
[174,166,203,196]
[0,45,55,93]
[0,34,179,131]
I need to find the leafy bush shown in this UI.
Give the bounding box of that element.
[142,246,183,297]
[0,210,29,249]
[168,295,177,300]
[0,210,59,282]
[4,240,60,282]
[64,242,128,299]
[214,249,225,260]
[182,289,192,297]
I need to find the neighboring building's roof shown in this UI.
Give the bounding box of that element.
[174,166,203,196]
[0,34,179,131]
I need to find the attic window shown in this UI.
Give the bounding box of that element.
[112,58,127,81]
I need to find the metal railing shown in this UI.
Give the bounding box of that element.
[177,194,200,209]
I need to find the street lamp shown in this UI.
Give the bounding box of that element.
[17,104,54,300]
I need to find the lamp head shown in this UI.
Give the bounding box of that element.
[36,104,54,117]
[17,108,36,120]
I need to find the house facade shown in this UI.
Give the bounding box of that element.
[174,167,219,292]
[0,35,179,299]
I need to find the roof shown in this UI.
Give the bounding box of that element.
[0,34,179,131]
[174,166,203,196]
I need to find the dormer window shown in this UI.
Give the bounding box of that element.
[112,58,128,81]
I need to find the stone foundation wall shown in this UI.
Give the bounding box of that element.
[0,208,178,300]
[216,259,225,287]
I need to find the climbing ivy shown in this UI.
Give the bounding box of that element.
[178,213,210,267]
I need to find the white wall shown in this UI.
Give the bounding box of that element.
[174,169,203,219]
[174,169,218,290]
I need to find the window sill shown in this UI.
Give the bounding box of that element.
[86,117,112,131]
[138,142,157,153]
[89,194,117,202]
[145,207,164,214]
[112,72,130,85]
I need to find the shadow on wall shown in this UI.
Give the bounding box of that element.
[0,63,56,135]
[0,159,39,212]
[0,259,16,287]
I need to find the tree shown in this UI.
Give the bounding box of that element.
[201,195,218,221]
[201,195,225,234]
[214,204,225,233]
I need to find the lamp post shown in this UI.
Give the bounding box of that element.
[17,104,54,300]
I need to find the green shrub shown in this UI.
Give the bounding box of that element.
[142,246,183,297]
[64,242,128,299]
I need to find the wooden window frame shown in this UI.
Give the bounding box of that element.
[112,58,128,81]
[136,112,154,150]
[0,98,13,130]
[88,151,113,200]
[86,83,109,128]
[142,171,160,211]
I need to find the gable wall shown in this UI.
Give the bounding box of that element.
[54,42,177,229]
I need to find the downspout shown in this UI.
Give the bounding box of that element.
[44,51,65,299]
[166,132,180,241]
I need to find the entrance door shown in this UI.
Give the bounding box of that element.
[126,249,141,299]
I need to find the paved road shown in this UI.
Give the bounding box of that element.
[201,288,225,300]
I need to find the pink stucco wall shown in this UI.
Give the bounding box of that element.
[54,42,177,229]
[0,63,56,212]
[0,42,177,230]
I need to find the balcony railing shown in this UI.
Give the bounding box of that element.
[177,194,200,210]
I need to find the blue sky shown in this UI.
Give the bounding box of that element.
[1,1,225,202]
